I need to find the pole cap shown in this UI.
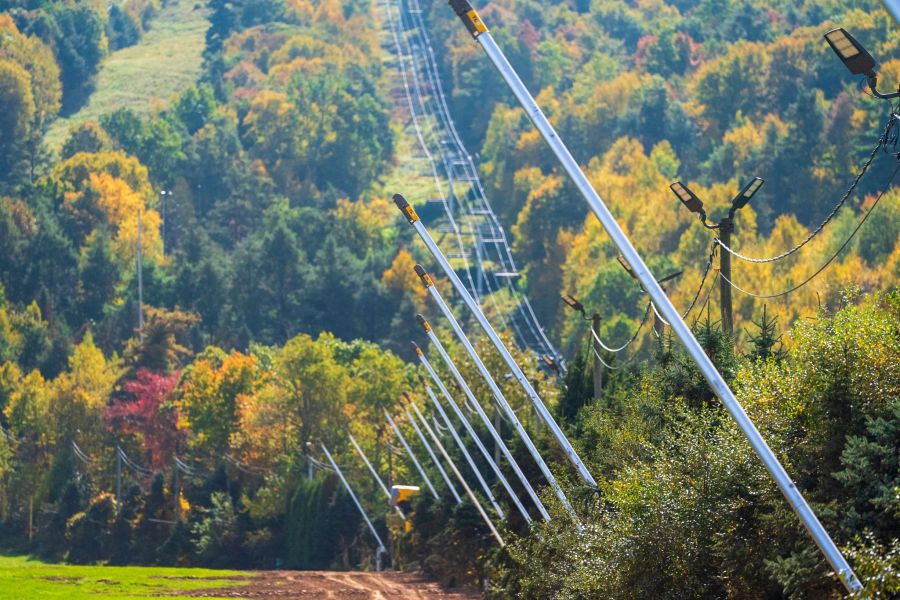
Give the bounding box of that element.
[410,341,424,356]
[448,0,487,37]
[393,194,419,224]
[415,314,432,332]
[414,264,434,287]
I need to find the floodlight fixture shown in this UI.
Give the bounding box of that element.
[825,28,899,99]
[670,181,705,215]
[825,28,875,76]
[730,177,765,213]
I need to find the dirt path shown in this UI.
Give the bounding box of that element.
[181,570,480,599]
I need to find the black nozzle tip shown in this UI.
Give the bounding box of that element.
[392,194,409,209]
[415,314,427,326]
[410,341,421,352]
[414,264,427,277]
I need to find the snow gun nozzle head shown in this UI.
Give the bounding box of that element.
[448,0,487,38]
[414,264,433,287]
[410,341,423,356]
[415,314,432,332]
[393,194,419,224]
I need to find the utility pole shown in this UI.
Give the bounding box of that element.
[670,179,760,339]
[718,217,734,336]
[591,313,602,400]
[409,402,504,546]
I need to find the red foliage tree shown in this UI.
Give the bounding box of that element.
[105,368,181,470]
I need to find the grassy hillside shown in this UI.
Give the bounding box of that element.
[0,555,246,599]
[44,0,209,150]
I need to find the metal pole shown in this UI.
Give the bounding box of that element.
[410,402,504,546]
[442,2,861,591]
[395,194,597,489]
[320,444,387,569]
[718,218,734,337]
[404,406,462,504]
[417,366,507,521]
[416,330,536,524]
[415,274,567,521]
[592,314,603,399]
[385,410,438,500]
[348,433,406,520]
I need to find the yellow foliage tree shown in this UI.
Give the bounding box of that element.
[382,248,427,308]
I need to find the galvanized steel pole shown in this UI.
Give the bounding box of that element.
[404,405,462,503]
[320,443,387,568]
[394,194,598,490]
[410,401,504,545]
[385,409,438,500]
[415,348,508,521]
[416,323,535,524]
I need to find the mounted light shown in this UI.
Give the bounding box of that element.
[731,177,764,212]
[825,28,876,76]
[824,28,899,99]
[560,293,585,315]
[670,181,704,215]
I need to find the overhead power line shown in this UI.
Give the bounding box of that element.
[721,163,899,299]
[716,112,898,264]
[589,300,652,354]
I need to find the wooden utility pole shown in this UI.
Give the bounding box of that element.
[591,313,602,400]
[718,217,734,336]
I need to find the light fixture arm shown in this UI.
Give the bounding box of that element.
[866,73,900,99]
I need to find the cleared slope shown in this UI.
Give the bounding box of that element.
[44,0,209,150]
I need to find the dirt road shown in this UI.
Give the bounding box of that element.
[182,570,480,599]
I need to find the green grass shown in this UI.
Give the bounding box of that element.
[0,555,250,599]
[44,0,210,150]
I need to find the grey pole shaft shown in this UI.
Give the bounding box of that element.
[446,5,860,591]
[419,375,507,521]
[394,196,598,490]
[410,402,504,546]
[320,444,387,561]
[419,283,566,522]
[348,433,406,521]
[418,334,535,524]
[405,407,462,504]
[385,410,438,500]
